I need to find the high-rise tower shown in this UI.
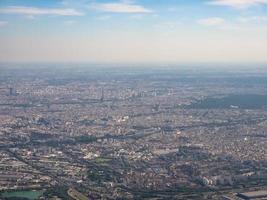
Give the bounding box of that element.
[100,88,104,102]
[9,87,13,96]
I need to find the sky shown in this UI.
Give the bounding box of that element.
[0,0,267,64]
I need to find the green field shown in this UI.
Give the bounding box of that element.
[0,190,44,200]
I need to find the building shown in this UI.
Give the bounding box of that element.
[9,87,13,96]
[236,190,267,200]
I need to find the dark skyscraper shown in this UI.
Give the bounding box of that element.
[9,87,13,96]
[100,88,104,102]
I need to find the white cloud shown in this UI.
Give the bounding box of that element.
[0,21,8,27]
[25,15,36,20]
[237,16,267,23]
[64,20,76,25]
[208,0,267,9]
[96,15,112,20]
[197,17,225,26]
[91,1,153,13]
[0,6,83,16]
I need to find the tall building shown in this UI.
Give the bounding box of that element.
[9,87,13,96]
[100,88,104,102]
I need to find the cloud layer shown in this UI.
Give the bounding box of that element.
[91,2,153,13]
[237,16,267,22]
[0,6,83,16]
[208,0,267,8]
[0,21,8,27]
[197,17,225,26]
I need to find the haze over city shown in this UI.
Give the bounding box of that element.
[1,1,267,200]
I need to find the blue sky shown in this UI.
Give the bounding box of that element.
[0,0,267,63]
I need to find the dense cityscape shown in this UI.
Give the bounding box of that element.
[0,66,266,200]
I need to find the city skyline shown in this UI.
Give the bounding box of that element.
[0,0,267,63]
